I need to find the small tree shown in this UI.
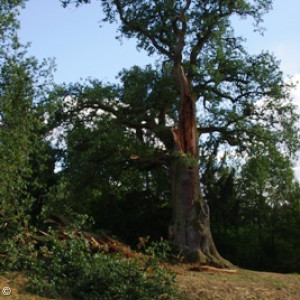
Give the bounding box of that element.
[0,0,55,237]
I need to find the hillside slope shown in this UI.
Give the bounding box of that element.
[1,266,299,300]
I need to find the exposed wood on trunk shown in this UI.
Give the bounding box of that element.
[174,65,198,157]
[112,0,232,269]
[170,64,231,268]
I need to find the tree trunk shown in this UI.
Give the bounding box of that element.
[169,65,231,268]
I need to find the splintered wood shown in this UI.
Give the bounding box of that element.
[31,214,137,258]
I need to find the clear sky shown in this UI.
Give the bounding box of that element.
[18,0,300,82]
[18,0,300,176]
[18,0,158,84]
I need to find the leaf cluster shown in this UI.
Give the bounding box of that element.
[3,231,180,300]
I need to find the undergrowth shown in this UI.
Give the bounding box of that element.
[0,231,181,300]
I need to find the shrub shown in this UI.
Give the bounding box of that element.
[22,233,181,300]
[137,237,182,263]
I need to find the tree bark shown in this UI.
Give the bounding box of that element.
[169,65,231,268]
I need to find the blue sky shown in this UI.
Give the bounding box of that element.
[18,0,300,83]
[18,0,157,84]
[18,0,300,177]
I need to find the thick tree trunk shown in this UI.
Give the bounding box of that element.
[169,65,231,268]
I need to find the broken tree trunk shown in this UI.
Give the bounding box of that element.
[169,65,231,268]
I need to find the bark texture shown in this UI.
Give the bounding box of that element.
[170,65,231,268]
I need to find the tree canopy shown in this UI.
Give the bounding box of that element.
[57,0,300,266]
[0,2,299,288]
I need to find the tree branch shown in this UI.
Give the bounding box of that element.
[73,97,174,150]
[115,0,173,59]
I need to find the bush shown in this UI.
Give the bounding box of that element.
[22,233,181,300]
[143,238,182,263]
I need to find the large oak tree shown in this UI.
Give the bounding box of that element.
[60,0,299,267]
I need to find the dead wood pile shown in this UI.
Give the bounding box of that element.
[30,214,137,258]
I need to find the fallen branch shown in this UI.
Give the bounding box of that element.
[189,265,238,274]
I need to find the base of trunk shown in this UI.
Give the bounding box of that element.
[170,147,232,269]
[185,200,232,268]
[184,248,232,269]
[170,183,232,269]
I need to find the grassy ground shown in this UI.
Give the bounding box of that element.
[1,266,299,299]
[0,273,55,300]
[170,264,300,300]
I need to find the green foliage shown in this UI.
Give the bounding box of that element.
[0,0,57,251]
[15,234,180,300]
[62,119,171,242]
[58,0,299,271]
[60,0,300,164]
[208,152,300,273]
[0,0,27,49]
[0,55,55,230]
[46,70,175,244]
[0,0,295,279]
[143,238,181,263]
[97,0,272,56]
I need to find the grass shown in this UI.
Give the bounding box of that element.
[0,273,60,300]
[1,265,299,299]
[169,264,300,300]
